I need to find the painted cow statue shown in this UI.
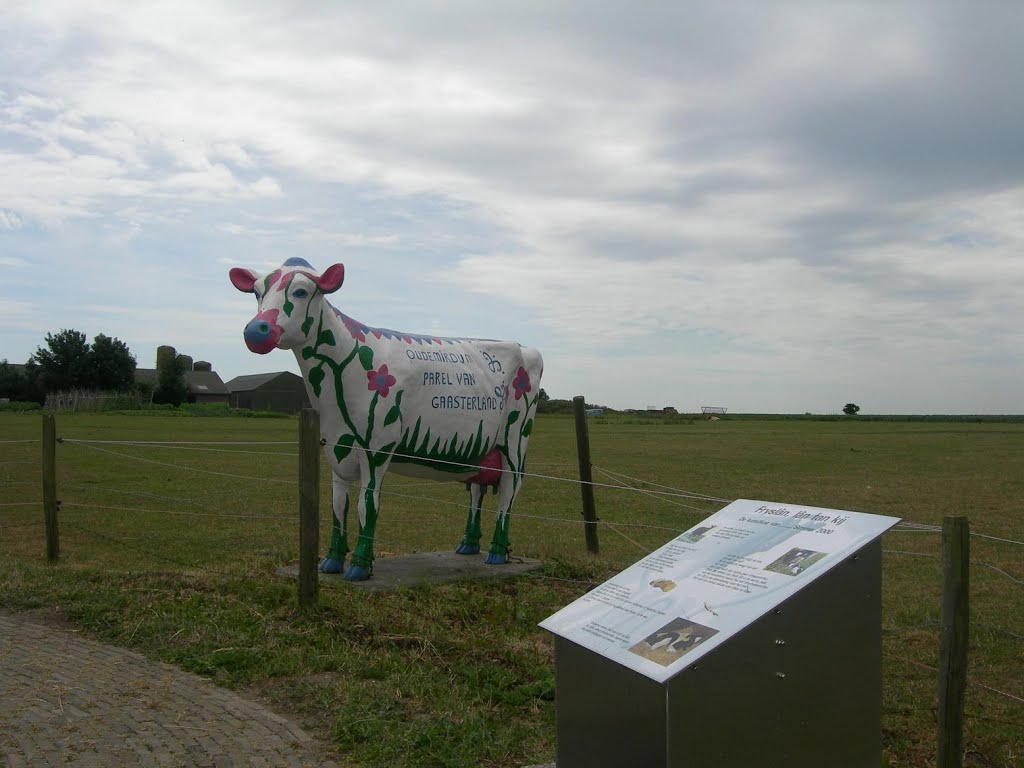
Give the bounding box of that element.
[230,258,543,581]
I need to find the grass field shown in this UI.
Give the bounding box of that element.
[1,411,1022,767]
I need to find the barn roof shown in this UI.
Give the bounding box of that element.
[186,370,229,396]
[225,371,302,392]
[134,368,229,395]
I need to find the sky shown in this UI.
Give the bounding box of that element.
[2,1,1023,414]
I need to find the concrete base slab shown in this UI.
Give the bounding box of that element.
[278,551,543,592]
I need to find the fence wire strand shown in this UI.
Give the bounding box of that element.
[592,466,728,514]
[883,549,1023,587]
[57,439,294,446]
[61,502,295,522]
[884,651,1024,705]
[972,532,1024,547]
[62,439,293,485]
[593,465,732,503]
[62,437,730,503]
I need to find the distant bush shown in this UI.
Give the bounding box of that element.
[111,402,289,419]
[537,398,576,415]
[180,403,288,418]
[238,409,292,419]
[537,398,614,415]
[180,403,235,416]
[0,401,42,412]
[44,389,147,412]
[722,413,1024,423]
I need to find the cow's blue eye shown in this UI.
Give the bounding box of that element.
[292,288,308,299]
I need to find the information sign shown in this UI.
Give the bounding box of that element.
[540,499,900,683]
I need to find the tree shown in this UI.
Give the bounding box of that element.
[843,403,861,416]
[86,333,137,391]
[0,360,20,398]
[32,329,91,392]
[0,360,27,401]
[30,329,138,394]
[0,360,45,404]
[153,354,188,406]
[19,360,45,403]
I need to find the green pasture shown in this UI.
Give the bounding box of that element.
[1,412,1022,767]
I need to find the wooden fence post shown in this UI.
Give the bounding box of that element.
[937,515,969,768]
[42,412,59,563]
[298,408,320,607]
[572,396,599,555]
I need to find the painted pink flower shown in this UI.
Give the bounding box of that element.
[367,364,397,398]
[512,366,531,400]
[343,314,366,342]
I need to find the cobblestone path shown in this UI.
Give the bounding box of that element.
[0,614,337,767]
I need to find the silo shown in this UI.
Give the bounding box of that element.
[156,345,177,370]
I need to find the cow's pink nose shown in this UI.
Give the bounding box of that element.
[243,310,282,354]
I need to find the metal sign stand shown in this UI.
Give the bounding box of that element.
[553,538,884,768]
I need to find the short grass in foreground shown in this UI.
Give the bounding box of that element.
[1,412,1022,767]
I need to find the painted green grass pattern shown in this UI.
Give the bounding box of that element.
[391,415,493,475]
[1,412,1022,767]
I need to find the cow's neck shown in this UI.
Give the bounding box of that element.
[292,299,361,414]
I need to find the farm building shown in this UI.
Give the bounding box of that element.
[136,349,231,406]
[643,406,679,416]
[226,371,309,414]
[134,365,231,406]
[185,367,231,405]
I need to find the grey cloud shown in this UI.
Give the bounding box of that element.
[3,1,1024,412]
[742,11,1024,199]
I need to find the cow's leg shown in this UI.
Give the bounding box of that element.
[486,460,520,565]
[319,475,350,573]
[344,459,388,582]
[456,482,485,555]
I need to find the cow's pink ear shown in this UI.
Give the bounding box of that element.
[230,267,259,293]
[316,263,345,294]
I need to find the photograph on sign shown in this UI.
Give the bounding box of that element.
[540,499,900,682]
[764,547,827,576]
[628,617,719,667]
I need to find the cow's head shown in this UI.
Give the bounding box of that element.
[229,258,344,354]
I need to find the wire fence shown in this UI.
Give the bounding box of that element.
[1,422,1021,750]
[3,433,1021,580]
